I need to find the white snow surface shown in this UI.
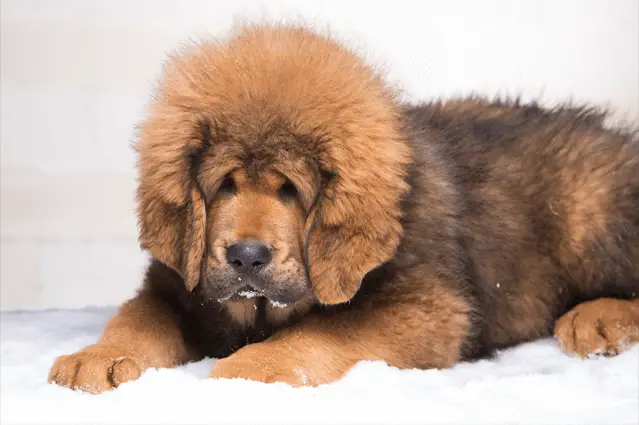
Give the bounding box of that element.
[1,307,637,425]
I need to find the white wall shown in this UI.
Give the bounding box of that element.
[1,0,638,310]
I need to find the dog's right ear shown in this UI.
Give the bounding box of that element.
[136,186,206,292]
[134,108,209,292]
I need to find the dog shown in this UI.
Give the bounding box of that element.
[48,23,639,394]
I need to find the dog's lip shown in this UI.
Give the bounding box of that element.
[235,286,263,299]
[216,285,293,307]
[216,287,260,302]
[216,284,265,302]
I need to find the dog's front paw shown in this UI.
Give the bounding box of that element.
[209,342,313,387]
[210,338,351,387]
[48,344,143,394]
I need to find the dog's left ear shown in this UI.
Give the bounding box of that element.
[305,129,412,305]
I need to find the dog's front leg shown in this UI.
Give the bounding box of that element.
[210,279,472,387]
[48,289,198,394]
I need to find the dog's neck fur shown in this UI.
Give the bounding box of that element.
[222,296,315,330]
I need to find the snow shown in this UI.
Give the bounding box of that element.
[1,307,637,425]
[237,289,259,299]
[269,300,289,308]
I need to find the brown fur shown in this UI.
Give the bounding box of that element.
[49,23,639,392]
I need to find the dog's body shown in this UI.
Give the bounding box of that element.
[49,24,639,393]
[404,99,639,358]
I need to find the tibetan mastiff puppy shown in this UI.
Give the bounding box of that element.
[49,23,639,393]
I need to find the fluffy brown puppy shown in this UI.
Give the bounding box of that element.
[48,23,639,393]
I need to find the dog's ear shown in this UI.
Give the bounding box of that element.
[137,186,206,292]
[305,131,412,305]
[134,109,208,292]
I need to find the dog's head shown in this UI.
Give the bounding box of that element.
[134,24,412,307]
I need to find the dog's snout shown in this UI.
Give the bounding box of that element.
[226,241,272,273]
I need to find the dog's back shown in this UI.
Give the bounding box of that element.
[403,98,639,354]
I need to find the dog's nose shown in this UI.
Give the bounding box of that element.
[226,242,272,273]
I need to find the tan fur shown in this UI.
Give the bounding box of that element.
[224,299,259,327]
[48,290,195,393]
[554,299,639,358]
[203,167,311,323]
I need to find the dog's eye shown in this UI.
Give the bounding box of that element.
[278,180,298,201]
[218,176,236,195]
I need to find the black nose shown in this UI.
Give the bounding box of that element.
[226,242,272,273]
